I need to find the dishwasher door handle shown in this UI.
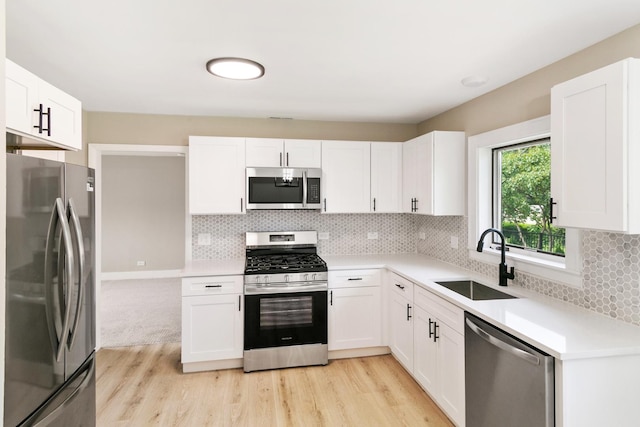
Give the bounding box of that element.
[465,318,540,365]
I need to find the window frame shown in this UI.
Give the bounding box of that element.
[468,115,583,288]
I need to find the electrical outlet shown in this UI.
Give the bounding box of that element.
[197,233,212,246]
[450,236,459,249]
[419,232,426,240]
[367,232,379,240]
[136,260,146,267]
[318,232,330,240]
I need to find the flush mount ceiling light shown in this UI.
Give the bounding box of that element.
[206,57,265,80]
[461,75,488,88]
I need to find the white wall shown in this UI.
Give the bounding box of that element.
[101,155,185,273]
[1,0,7,420]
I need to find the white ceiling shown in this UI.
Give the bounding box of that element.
[6,1,640,124]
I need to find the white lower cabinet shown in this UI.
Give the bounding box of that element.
[328,269,382,351]
[181,276,244,368]
[414,287,465,426]
[388,273,415,372]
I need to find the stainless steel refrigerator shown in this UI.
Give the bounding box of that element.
[5,153,96,426]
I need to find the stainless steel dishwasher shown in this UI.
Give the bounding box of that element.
[464,312,555,427]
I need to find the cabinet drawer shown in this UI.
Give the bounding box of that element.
[182,275,243,296]
[388,272,414,301]
[329,269,382,288]
[415,286,464,334]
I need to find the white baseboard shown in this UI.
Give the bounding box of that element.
[100,269,182,281]
[329,346,390,360]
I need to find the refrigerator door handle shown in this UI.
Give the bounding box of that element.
[44,197,76,362]
[66,198,85,351]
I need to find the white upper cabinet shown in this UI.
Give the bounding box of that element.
[371,142,403,213]
[245,138,321,168]
[188,136,246,214]
[5,59,82,150]
[551,58,640,233]
[402,131,465,215]
[322,141,371,213]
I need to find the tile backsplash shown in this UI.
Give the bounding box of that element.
[415,215,640,326]
[192,211,415,260]
[192,212,640,326]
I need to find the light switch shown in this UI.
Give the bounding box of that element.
[198,233,212,246]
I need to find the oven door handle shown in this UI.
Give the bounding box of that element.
[245,283,328,294]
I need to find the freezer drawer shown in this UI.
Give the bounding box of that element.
[464,313,554,427]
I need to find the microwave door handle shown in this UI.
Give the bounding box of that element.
[302,170,308,207]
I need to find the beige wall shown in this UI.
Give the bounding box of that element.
[101,155,185,272]
[79,113,418,165]
[418,23,640,136]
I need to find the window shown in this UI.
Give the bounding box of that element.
[468,116,582,288]
[493,139,566,258]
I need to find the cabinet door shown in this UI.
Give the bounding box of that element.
[284,139,322,168]
[38,81,83,150]
[188,136,246,214]
[371,142,402,213]
[181,293,243,363]
[389,291,413,372]
[322,141,371,213]
[328,287,382,351]
[437,322,465,426]
[245,138,284,167]
[551,59,640,232]
[413,305,438,394]
[414,134,432,215]
[431,132,466,215]
[5,59,39,136]
[402,138,418,213]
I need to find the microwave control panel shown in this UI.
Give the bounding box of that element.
[307,178,321,204]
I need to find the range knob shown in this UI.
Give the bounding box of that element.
[303,273,309,281]
[312,273,317,281]
[255,276,262,284]
[264,276,270,284]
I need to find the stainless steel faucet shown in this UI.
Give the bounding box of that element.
[476,228,515,286]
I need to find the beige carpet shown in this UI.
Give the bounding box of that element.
[100,278,181,347]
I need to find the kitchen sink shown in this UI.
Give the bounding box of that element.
[434,280,518,300]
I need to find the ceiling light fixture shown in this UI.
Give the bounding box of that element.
[461,75,488,88]
[206,57,265,80]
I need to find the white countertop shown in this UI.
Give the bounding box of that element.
[323,253,640,361]
[182,253,640,361]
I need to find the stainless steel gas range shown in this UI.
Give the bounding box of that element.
[243,231,328,372]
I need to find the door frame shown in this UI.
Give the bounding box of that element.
[88,144,190,348]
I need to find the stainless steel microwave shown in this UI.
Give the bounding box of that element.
[246,167,322,210]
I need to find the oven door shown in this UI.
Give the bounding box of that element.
[244,290,327,350]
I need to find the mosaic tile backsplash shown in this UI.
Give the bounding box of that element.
[192,211,416,259]
[193,211,640,326]
[415,215,640,327]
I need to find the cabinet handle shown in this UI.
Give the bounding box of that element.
[286,152,289,166]
[238,295,242,311]
[406,304,412,321]
[550,197,557,224]
[414,198,418,212]
[323,198,327,212]
[433,322,439,343]
[410,198,415,212]
[241,198,243,213]
[280,152,283,167]
[373,198,376,212]
[205,284,222,288]
[428,318,435,339]
[33,104,51,136]
[330,290,333,306]
[348,277,363,281]
[395,283,405,290]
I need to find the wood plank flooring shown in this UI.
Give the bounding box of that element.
[96,343,454,426]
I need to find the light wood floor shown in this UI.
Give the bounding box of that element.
[96,343,454,426]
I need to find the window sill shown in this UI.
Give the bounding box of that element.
[468,247,583,289]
